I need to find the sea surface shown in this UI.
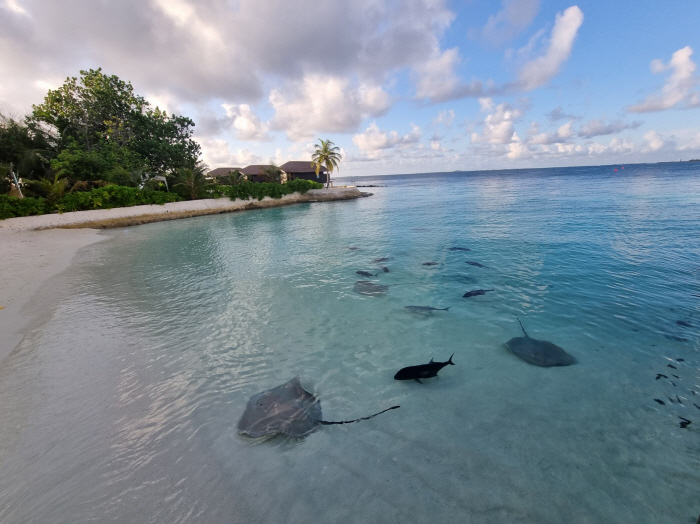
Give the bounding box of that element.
[0,163,699,523]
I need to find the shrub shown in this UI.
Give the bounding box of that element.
[208,179,323,202]
[0,195,48,219]
[55,185,181,212]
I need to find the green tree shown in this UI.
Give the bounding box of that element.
[311,139,341,188]
[261,164,283,183]
[173,163,210,200]
[30,68,201,180]
[0,113,52,181]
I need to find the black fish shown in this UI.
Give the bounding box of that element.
[655,374,668,380]
[447,247,471,251]
[677,395,684,405]
[672,374,680,379]
[372,257,391,263]
[356,270,378,277]
[463,288,494,298]
[668,363,677,369]
[677,358,685,362]
[465,261,488,268]
[694,403,700,410]
[679,417,691,429]
[654,398,666,405]
[422,262,439,266]
[676,320,692,328]
[380,266,390,273]
[394,354,455,384]
[347,247,360,250]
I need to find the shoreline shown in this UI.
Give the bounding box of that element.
[0,187,369,363]
[0,187,369,232]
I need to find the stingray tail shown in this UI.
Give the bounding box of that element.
[319,405,400,426]
[515,314,529,337]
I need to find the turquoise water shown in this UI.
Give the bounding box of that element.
[0,163,698,523]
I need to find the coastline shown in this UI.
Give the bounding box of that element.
[0,187,369,232]
[0,187,369,363]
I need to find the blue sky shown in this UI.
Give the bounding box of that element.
[1,0,700,175]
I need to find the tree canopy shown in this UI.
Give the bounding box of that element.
[29,68,201,180]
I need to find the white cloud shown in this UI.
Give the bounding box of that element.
[222,103,271,142]
[471,102,524,144]
[198,137,262,168]
[641,130,672,153]
[480,0,540,47]
[433,109,455,127]
[352,122,422,153]
[269,75,390,141]
[628,46,700,113]
[507,136,533,159]
[3,0,28,16]
[578,119,642,138]
[528,120,573,144]
[516,6,584,91]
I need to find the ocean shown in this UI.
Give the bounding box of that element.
[0,162,698,523]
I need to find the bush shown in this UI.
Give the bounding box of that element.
[55,185,181,212]
[0,195,48,219]
[208,179,323,202]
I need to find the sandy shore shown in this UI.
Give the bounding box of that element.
[0,187,368,232]
[0,188,368,362]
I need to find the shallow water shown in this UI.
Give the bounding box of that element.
[1,163,699,523]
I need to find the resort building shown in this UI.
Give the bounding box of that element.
[207,162,328,184]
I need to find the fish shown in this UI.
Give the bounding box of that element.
[356,270,379,277]
[465,261,488,268]
[655,374,668,380]
[347,247,360,250]
[404,305,451,313]
[676,320,692,328]
[679,417,691,429]
[394,354,455,383]
[676,358,685,362]
[380,266,390,273]
[654,398,666,405]
[668,364,677,369]
[372,257,391,263]
[237,377,400,440]
[353,281,389,296]
[504,316,575,367]
[447,247,471,251]
[463,288,494,298]
[422,262,439,266]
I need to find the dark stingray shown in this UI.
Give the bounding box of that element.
[465,261,488,268]
[504,317,575,367]
[237,377,400,439]
[354,280,390,296]
[422,262,439,266]
[463,288,494,298]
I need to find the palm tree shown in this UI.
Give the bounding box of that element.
[174,163,210,200]
[261,164,283,183]
[311,139,341,188]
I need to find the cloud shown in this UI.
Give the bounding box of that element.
[433,109,455,127]
[546,106,578,121]
[516,6,584,91]
[641,130,675,153]
[413,48,493,102]
[352,122,422,153]
[479,0,540,47]
[578,119,642,138]
[221,104,272,142]
[471,101,524,144]
[628,46,700,113]
[198,137,262,168]
[528,120,574,144]
[269,75,390,141]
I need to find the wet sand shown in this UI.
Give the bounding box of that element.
[0,188,367,362]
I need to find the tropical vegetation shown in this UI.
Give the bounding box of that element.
[1,67,334,221]
[311,139,342,188]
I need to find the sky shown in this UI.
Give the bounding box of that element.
[2,0,700,176]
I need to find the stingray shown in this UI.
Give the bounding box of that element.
[504,316,575,367]
[237,377,400,439]
[354,280,390,296]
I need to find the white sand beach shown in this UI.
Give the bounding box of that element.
[0,188,366,362]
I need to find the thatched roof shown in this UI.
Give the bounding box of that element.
[281,161,327,174]
[208,167,242,178]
